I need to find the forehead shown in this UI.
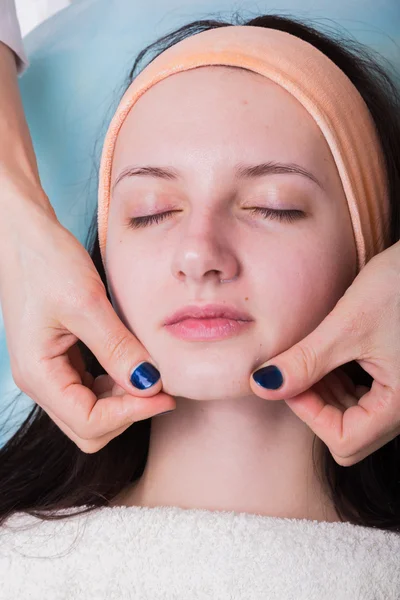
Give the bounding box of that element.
[111,65,333,181]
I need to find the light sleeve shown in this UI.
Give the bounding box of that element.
[0,0,29,76]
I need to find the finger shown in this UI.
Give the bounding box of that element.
[285,380,400,466]
[41,401,134,454]
[333,367,357,395]
[283,376,350,440]
[61,290,166,397]
[67,345,95,389]
[355,385,370,400]
[333,368,371,403]
[91,374,114,396]
[40,376,176,453]
[250,291,364,401]
[66,343,87,379]
[82,371,95,389]
[67,345,114,396]
[34,351,175,441]
[329,416,399,466]
[311,377,345,413]
[324,369,360,410]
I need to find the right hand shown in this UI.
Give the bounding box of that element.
[0,185,176,454]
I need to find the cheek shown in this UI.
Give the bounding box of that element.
[249,223,355,351]
[105,243,162,339]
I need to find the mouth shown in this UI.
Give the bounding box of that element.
[164,304,254,341]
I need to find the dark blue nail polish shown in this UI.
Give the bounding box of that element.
[252,365,283,389]
[130,362,160,390]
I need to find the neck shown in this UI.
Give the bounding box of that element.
[111,394,342,523]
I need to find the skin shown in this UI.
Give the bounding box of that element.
[105,65,357,521]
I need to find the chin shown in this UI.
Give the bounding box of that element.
[158,360,254,401]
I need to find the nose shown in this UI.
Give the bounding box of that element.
[171,215,240,285]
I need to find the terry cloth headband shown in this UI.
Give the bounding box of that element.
[97,25,390,273]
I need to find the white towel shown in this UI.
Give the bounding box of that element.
[1,504,399,599]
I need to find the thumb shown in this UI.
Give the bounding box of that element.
[250,296,360,400]
[63,290,164,397]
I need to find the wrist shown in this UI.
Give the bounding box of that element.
[0,173,58,229]
[0,42,44,205]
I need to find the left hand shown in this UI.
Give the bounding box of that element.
[249,241,400,467]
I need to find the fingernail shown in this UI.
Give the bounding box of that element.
[158,410,174,416]
[130,362,160,390]
[252,365,284,389]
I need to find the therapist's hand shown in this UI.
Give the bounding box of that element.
[0,41,175,454]
[0,189,176,454]
[250,241,400,467]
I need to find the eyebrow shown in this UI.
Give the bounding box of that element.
[111,161,324,194]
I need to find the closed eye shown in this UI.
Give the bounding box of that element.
[125,210,178,229]
[125,207,306,229]
[247,207,306,222]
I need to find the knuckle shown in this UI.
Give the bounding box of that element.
[73,420,96,441]
[371,384,396,416]
[340,308,370,356]
[340,312,362,338]
[83,403,115,439]
[73,427,87,441]
[68,397,118,441]
[77,282,106,312]
[75,439,105,454]
[331,295,364,339]
[293,343,319,383]
[374,393,392,414]
[104,330,132,363]
[67,405,95,439]
[328,437,358,466]
[331,451,356,467]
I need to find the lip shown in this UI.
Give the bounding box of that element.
[163,303,254,342]
[164,303,253,326]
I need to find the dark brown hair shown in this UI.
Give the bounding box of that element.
[1,13,399,530]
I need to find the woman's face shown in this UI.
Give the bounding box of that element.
[106,66,356,400]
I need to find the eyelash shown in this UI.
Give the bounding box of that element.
[125,207,305,229]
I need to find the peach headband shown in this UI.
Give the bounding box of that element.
[98,25,390,272]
